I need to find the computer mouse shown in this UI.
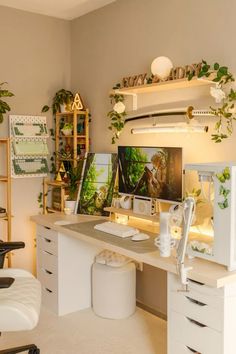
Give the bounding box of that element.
[131,233,150,241]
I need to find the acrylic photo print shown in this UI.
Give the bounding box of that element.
[76,153,118,216]
[118,146,182,202]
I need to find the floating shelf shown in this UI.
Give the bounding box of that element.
[111,77,213,95]
[104,207,159,222]
[56,110,87,116]
[58,135,86,139]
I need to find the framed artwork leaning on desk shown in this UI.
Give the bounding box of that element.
[76,153,118,216]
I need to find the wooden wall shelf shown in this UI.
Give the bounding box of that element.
[104,207,159,222]
[111,77,213,96]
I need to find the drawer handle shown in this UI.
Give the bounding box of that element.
[186,317,206,328]
[185,296,206,307]
[43,250,53,256]
[188,279,205,286]
[187,346,201,353]
[43,268,53,275]
[44,226,51,230]
[45,287,52,293]
[43,237,52,243]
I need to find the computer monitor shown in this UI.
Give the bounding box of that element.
[118,146,182,203]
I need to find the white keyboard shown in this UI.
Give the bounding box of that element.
[94,221,139,238]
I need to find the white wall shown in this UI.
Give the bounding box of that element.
[0,6,71,271]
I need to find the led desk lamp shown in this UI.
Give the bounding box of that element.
[176,197,196,290]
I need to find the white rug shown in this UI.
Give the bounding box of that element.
[1,307,167,354]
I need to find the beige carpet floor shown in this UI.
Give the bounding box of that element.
[1,307,167,354]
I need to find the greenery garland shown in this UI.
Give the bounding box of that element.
[108,60,236,144]
[188,60,236,143]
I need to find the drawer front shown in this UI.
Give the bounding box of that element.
[37,250,58,275]
[42,285,58,314]
[37,225,58,244]
[169,290,223,331]
[37,234,58,256]
[38,266,58,293]
[169,310,222,354]
[169,338,204,354]
[169,273,224,299]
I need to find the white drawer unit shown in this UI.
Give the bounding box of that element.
[36,224,101,316]
[168,273,236,354]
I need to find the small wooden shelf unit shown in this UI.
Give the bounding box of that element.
[43,108,89,214]
[0,138,12,266]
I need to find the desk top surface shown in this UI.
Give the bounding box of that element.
[31,213,236,288]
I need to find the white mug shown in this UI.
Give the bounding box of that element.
[154,237,176,257]
[119,195,132,210]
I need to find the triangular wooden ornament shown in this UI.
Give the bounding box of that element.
[59,162,66,172]
[72,93,84,110]
[55,171,62,182]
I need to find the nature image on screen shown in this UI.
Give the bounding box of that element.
[118,146,182,202]
[77,153,118,216]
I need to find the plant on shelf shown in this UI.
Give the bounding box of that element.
[61,122,73,136]
[42,89,74,114]
[0,82,14,124]
[107,83,126,144]
[66,161,84,202]
[188,60,236,143]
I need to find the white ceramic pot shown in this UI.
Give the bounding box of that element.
[61,128,72,136]
[60,104,67,113]
[119,196,132,210]
[64,200,76,214]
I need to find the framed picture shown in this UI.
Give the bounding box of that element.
[76,153,118,216]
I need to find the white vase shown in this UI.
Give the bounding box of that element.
[61,128,72,136]
[60,104,67,113]
[64,200,76,214]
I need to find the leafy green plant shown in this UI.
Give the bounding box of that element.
[188,60,236,142]
[42,89,74,114]
[108,83,126,144]
[62,122,73,130]
[67,161,84,200]
[216,166,230,209]
[0,82,14,123]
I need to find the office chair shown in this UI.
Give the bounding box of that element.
[0,241,41,354]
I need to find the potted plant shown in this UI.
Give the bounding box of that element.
[42,89,74,114]
[61,122,73,136]
[65,162,84,213]
[0,82,14,123]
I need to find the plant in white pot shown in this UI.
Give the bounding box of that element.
[42,89,74,114]
[61,122,73,136]
[65,163,83,214]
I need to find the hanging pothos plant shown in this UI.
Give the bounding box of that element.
[0,82,14,124]
[108,84,126,144]
[188,60,236,143]
[108,60,236,144]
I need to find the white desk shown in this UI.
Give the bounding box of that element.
[31,213,236,354]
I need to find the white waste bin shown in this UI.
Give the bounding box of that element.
[92,261,136,319]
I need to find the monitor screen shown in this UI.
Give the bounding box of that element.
[118,146,182,202]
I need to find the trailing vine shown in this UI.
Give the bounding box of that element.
[188,60,236,143]
[108,84,126,144]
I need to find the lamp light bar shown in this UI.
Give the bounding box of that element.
[131,125,208,134]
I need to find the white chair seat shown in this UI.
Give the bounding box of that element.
[0,268,41,332]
